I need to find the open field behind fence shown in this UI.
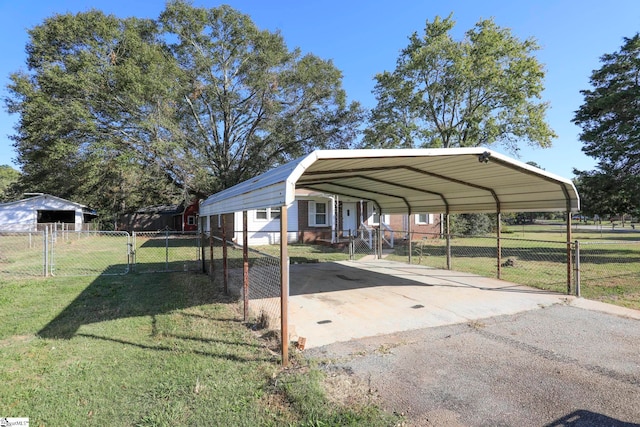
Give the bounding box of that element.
[2,224,639,311]
[0,230,202,277]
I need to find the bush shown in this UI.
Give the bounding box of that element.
[451,213,493,235]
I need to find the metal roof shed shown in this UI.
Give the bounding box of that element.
[200,148,580,365]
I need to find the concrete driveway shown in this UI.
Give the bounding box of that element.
[289,259,640,426]
[287,259,576,349]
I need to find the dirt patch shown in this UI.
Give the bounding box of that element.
[320,365,382,408]
[0,334,35,349]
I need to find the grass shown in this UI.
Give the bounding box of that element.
[0,273,397,426]
[387,222,640,310]
[252,243,351,264]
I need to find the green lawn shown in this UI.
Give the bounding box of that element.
[388,223,640,310]
[0,273,396,426]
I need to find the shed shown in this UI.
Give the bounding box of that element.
[0,194,97,232]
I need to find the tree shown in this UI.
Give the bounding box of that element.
[0,165,20,202]
[362,14,556,153]
[5,1,363,219]
[573,168,639,220]
[159,1,362,191]
[6,10,182,216]
[573,34,640,218]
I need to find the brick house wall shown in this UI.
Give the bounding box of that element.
[298,200,332,242]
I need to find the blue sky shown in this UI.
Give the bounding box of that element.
[1,1,639,179]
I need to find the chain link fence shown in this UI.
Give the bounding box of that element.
[0,231,47,277]
[379,231,573,294]
[349,226,379,259]
[132,231,202,273]
[576,240,640,296]
[0,230,202,278]
[204,234,282,335]
[50,230,131,276]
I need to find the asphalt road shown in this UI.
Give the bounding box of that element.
[307,304,640,427]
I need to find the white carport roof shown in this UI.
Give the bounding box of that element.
[200,148,579,216]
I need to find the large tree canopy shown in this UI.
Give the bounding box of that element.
[6,10,179,218]
[159,2,362,191]
[5,1,362,218]
[573,34,640,217]
[362,15,556,153]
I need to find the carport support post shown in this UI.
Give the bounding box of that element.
[574,240,581,297]
[243,210,249,322]
[201,232,206,273]
[209,233,214,276]
[280,205,289,366]
[566,211,572,294]
[445,214,452,270]
[221,215,228,294]
[377,208,383,259]
[407,211,412,264]
[496,212,502,279]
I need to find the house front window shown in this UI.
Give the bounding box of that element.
[256,208,268,220]
[309,201,328,226]
[416,213,431,224]
[187,215,196,225]
[256,207,280,221]
[368,205,388,225]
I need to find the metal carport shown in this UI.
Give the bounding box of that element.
[200,148,580,364]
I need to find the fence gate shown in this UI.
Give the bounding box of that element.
[349,226,380,260]
[49,229,131,276]
[132,231,202,273]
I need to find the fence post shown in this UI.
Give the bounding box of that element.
[243,211,249,322]
[165,229,170,271]
[43,226,48,276]
[348,229,353,260]
[574,240,581,297]
[201,232,206,273]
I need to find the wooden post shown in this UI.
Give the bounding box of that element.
[221,214,228,294]
[243,211,249,322]
[496,211,502,279]
[280,206,289,366]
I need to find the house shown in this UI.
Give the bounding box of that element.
[118,200,199,232]
[0,194,97,232]
[203,189,440,246]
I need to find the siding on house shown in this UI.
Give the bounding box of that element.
[118,200,199,232]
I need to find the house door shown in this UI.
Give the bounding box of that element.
[342,202,357,236]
